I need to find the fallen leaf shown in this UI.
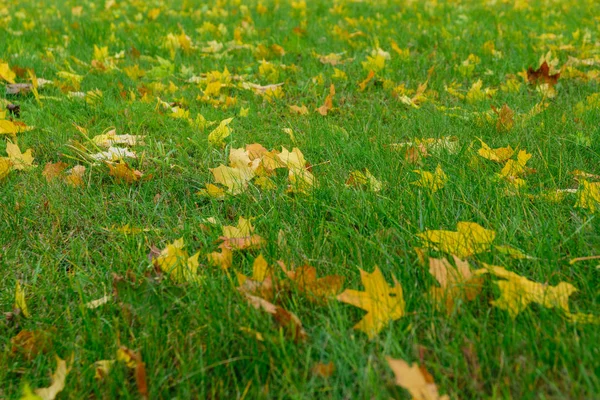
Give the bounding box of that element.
[90,146,137,161]
[412,165,447,193]
[317,84,335,116]
[346,169,383,192]
[0,62,16,83]
[219,217,266,250]
[428,255,484,313]
[6,142,36,170]
[477,140,514,162]
[418,222,496,258]
[153,238,201,283]
[280,262,344,302]
[386,357,450,400]
[244,294,307,342]
[208,117,234,147]
[107,162,143,183]
[34,355,71,400]
[289,105,309,115]
[527,61,560,86]
[15,281,30,318]
[482,264,577,318]
[575,180,600,212]
[116,346,148,399]
[85,295,112,309]
[237,254,275,300]
[92,130,145,147]
[0,157,11,179]
[337,266,405,339]
[492,104,515,131]
[312,362,335,378]
[94,360,115,379]
[42,162,68,182]
[358,70,375,91]
[11,330,52,360]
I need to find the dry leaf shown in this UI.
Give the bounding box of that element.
[527,61,560,86]
[280,262,344,302]
[34,355,71,400]
[317,84,335,116]
[244,294,307,342]
[428,255,483,313]
[386,357,450,400]
[153,238,201,283]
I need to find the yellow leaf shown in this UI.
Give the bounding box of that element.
[499,150,532,179]
[346,169,383,192]
[428,256,483,313]
[483,264,577,318]
[107,162,143,183]
[94,360,115,379]
[154,238,201,283]
[15,281,30,318]
[575,180,600,212]
[34,356,71,400]
[386,357,450,400]
[337,266,405,339]
[6,142,36,170]
[208,117,234,147]
[237,254,274,300]
[289,104,309,115]
[0,62,16,83]
[412,165,447,193]
[477,140,514,162]
[0,157,11,180]
[210,164,252,195]
[20,384,42,400]
[198,183,226,198]
[418,222,496,258]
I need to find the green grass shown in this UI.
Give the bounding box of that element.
[1,0,600,398]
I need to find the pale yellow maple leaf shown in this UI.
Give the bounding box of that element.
[412,165,447,193]
[154,238,201,283]
[337,266,405,339]
[482,264,577,318]
[6,142,36,170]
[386,357,450,400]
[499,150,531,179]
[418,222,496,258]
[210,164,253,195]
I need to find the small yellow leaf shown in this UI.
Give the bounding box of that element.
[0,62,16,83]
[477,140,514,162]
[15,281,30,318]
[337,266,405,339]
[575,180,600,212]
[208,117,234,147]
[154,238,201,283]
[412,165,447,193]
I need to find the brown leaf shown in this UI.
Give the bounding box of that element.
[527,61,560,86]
[6,83,33,95]
[312,361,335,378]
[42,162,68,182]
[107,162,143,184]
[317,84,335,116]
[244,294,307,342]
[492,104,515,131]
[10,330,53,360]
[280,262,344,302]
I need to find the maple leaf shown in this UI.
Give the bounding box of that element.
[64,165,86,187]
[575,180,600,212]
[237,254,275,300]
[11,330,52,360]
[280,262,344,302]
[337,266,405,339]
[107,161,143,183]
[346,168,383,192]
[317,84,335,116]
[428,255,484,313]
[477,140,514,162]
[6,142,36,170]
[33,355,71,400]
[244,294,308,342]
[208,117,234,147]
[492,104,515,131]
[219,217,266,250]
[412,165,447,193]
[418,222,496,258]
[42,162,68,182]
[386,357,450,400]
[90,146,137,161]
[278,147,316,194]
[153,238,201,283]
[94,360,115,380]
[289,104,309,115]
[207,247,233,269]
[0,62,16,83]
[116,346,148,399]
[210,164,253,195]
[15,281,30,318]
[0,157,11,180]
[527,61,560,86]
[482,264,577,318]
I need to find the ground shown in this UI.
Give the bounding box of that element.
[1,0,600,398]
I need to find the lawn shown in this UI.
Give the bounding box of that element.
[1,0,600,398]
